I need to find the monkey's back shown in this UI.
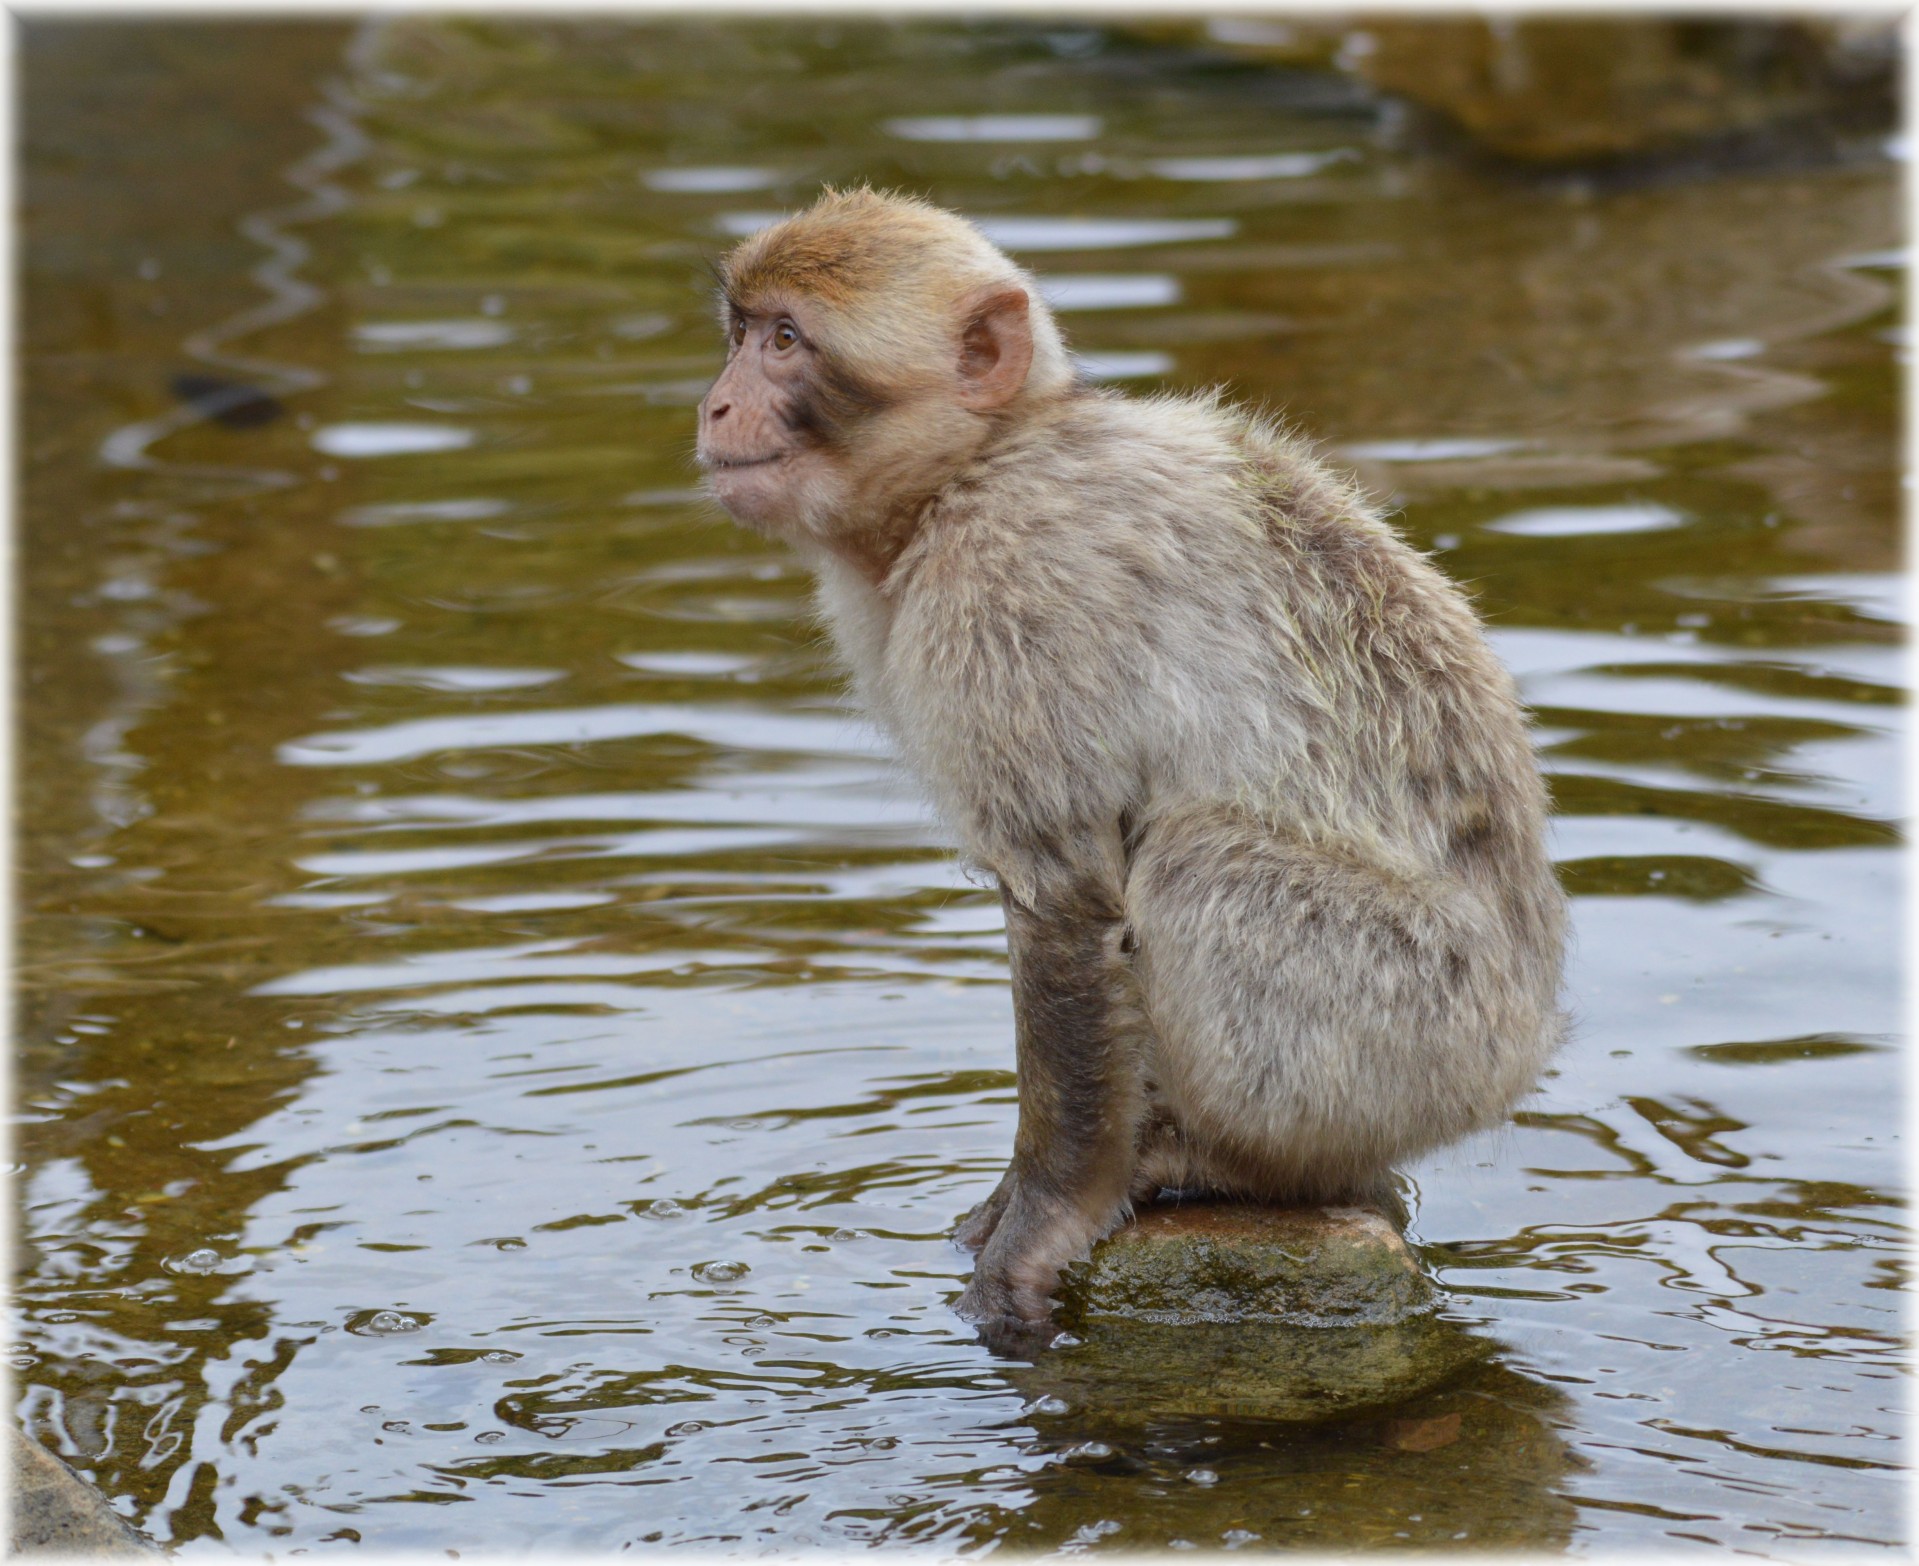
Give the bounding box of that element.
[896,389,1554,890]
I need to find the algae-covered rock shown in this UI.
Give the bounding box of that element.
[9,1430,157,1556]
[1025,1202,1485,1424]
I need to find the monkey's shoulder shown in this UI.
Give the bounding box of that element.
[913,394,1250,573]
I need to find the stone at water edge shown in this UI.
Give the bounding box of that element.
[1023,1202,1485,1424]
[9,1430,158,1555]
[1061,1202,1437,1327]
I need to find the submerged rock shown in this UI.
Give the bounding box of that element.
[1029,1202,1484,1424]
[9,1430,157,1555]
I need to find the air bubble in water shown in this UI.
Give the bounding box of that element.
[348,1309,425,1336]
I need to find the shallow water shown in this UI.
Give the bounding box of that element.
[15,18,1904,1556]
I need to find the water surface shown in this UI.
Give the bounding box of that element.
[15,17,1904,1556]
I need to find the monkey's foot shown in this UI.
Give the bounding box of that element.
[954,1274,1059,1352]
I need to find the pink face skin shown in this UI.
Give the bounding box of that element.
[694,305,835,533]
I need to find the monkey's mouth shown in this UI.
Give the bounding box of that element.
[705,453,789,472]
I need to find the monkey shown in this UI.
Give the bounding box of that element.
[694,188,1566,1339]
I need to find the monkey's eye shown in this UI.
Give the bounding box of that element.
[730,318,747,348]
[771,320,801,351]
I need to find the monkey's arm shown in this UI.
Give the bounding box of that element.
[957,873,1143,1335]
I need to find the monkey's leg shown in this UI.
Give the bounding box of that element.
[957,876,1145,1335]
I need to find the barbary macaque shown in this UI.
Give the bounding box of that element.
[695,188,1565,1336]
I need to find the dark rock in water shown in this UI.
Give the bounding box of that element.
[170,372,284,429]
[9,1429,157,1555]
[1125,16,1898,174]
[1027,1202,1485,1424]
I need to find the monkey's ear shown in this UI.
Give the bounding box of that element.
[955,287,1035,411]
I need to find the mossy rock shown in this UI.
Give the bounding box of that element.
[1061,1202,1436,1329]
[1028,1203,1484,1424]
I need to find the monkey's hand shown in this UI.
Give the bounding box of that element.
[956,875,1141,1341]
[953,1169,1015,1252]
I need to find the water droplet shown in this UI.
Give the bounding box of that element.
[1184,1467,1219,1486]
[693,1260,749,1284]
[382,1420,409,1433]
[1030,1395,1070,1416]
[665,1420,708,1437]
[1222,1530,1261,1548]
[165,1248,224,1276]
[482,1350,520,1364]
[829,1228,864,1242]
[1066,1441,1113,1462]
[639,1199,684,1221]
[474,1431,505,1445]
[1049,1331,1083,1350]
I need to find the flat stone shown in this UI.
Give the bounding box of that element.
[9,1430,157,1556]
[1026,1202,1482,1424]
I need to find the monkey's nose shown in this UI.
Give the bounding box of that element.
[705,398,731,422]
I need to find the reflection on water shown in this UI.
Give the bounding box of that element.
[16,16,1903,1556]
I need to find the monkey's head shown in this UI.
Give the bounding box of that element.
[696,187,1074,551]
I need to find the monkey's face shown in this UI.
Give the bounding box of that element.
[695,302,856,536]
[696,276,1045,556]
